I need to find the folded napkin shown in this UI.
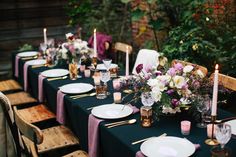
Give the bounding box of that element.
[88,104,139,157]
[14,56,20,77]
[38,74,46,102]
[23,63,30,91]
[56,90,66,124]
[135,143,201,157]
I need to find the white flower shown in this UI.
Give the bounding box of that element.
[61,50,68,59]
[156,75,171,83]
[196,69,205,78]
[151,88,162,102]
[173,75,186,89]
[162,106,181,114]
[183,65,194,73]
[147,78,159,87]
[206,17,210,21]
[66,33,74,39]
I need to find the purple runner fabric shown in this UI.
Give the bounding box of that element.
[14,56,20,77]
[38,74,46,102]
[23,63,30,91]
[56,90,66,124]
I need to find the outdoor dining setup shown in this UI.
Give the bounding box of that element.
[0,26,236,157]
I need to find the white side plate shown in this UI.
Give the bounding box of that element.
[26,59,46,66]
[17,51,38,57]
[41,69,69,78]
[60,83,94,94]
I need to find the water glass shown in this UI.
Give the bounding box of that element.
[141,92,154,106]
[100,71,110,85]
[215,123,231,149]
[102,59,112,71]
[196,95,211,128]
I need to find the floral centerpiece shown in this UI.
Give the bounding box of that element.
[120,56,213,117]
[58,33,93,64]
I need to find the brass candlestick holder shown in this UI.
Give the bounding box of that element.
[92,57,98,71]
[205,115,219,146]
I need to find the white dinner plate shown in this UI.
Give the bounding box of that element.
[91,104,133,119]
[226,119,236,135]
[59,83,94,94]
[140,136,195,157]
[25,59,46,66]
[41,69,69,78]
[17,51,38,57]
[96,63,118,70]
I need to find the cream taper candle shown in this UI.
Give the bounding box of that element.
[43,28,47,45]
[211,64,219,116]
[93,29,97,57]
[125,46,129,77]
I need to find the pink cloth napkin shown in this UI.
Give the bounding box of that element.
[56,90,66,124]
[88,104,139,157]
[14,56,20,77]
[23,63,30,91]
[135,143,201,157]
[38,74,46,102]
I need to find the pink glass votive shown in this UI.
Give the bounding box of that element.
[113,92,121,103]
[181,120,191,135]
[93,76,101,85]
[84,69,91,77]
[112,79,121,90]
[80,65,86,72]
[207,124,216,138]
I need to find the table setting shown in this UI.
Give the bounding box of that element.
[11,29,236,157]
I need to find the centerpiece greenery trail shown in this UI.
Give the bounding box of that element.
[121,0,236,77]
[65,0,132,43]
[120,56,228,120]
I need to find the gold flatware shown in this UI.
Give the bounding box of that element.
[123,89,133,94]
[32,64,47,68]
[70,92,96,99]
[21,56,38,60]
[131,133,167,145]
[104,119,135,127]
[107,119,136,128]
[215,117,236,123]
[47,76,68,81]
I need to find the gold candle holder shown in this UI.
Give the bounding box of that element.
[92,57,98,71]
[205,115,219,146]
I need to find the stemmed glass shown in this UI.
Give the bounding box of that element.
[211,123,231,156]
[141,92,154,106]
[100,70,111,85]
[102,59,112,71]
[40,43,47,58]
[196,95,211,128]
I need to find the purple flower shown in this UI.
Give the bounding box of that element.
[171,99,180,108]
[136,64,143,74]
[167,68,176,76]
[182,82,188,89]
[192,80,200,89]
[144,64,152,73]
[69,45,75,53]
[174,63,183,71]
[155,71,162,76]
[166,89,174,95]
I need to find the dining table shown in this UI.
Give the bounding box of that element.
[12,51,236,157]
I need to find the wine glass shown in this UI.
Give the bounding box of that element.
[40,43,47,57]
[102,59,112,71]
[100,71,110,85]
[141,92,154,106]
[211,123,232,156]
[196,95,211,128]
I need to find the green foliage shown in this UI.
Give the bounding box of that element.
[66,0,132,42]
[18,44,33,52]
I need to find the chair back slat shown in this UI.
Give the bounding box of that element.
[13,106,43,145]
[211,73,236,91]
[171,59,208,76]
[114,42,132,54]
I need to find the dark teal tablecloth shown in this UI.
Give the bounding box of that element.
[13,53,236,157]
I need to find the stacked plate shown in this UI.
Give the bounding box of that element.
[17,51,38,57]
[41,69,69,78]
[26,59,46,66]
[59,83,94,94]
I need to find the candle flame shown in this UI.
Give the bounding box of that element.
[94,28,96,33]
[43,28,47,32]
[126,46,129,52]
[215,64,219,70]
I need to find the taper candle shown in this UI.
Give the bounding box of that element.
[211,64,219,116]
[125,46,129,77]
[93,29,97,57]
[43,28,47,45]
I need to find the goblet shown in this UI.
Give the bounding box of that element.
[196,95,211,128]
[100,70,110,85]
[141,92,154,107]
[102,59,112,71]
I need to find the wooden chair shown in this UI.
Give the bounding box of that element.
[171,59,208,76]
[0,79,22,93]
[113,42,133,69]
[6,90,55,124]
[211,73,236,91]
[13,105,88,157]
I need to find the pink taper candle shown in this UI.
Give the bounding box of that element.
[93,28,97,57]
[211,64,219,116]
[125,46,129,77]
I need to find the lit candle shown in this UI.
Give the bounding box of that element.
[43,28,47,45]
[211,64,219,116]
[84,69,91,78]
[113,92,121,103]
[112,79,120,90]
[181,120,191,135]
[93,29,97,57]
[126,46,129,77]
[93,76,100,85]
